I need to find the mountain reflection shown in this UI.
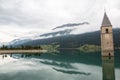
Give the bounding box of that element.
[52,67,91,75]
[40,61,74,69]
[102,56,115,80]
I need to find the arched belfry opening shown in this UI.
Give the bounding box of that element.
[106,28,109,33]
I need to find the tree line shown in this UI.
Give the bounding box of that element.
[0,45,43,50]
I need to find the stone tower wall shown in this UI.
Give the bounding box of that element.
[101,26,114,56]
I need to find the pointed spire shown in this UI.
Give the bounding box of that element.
[101,12,112,27]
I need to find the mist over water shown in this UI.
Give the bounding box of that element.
[0,50,120,80]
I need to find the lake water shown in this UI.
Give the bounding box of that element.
[0,50,120,80]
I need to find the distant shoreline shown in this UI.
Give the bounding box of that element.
[59,48,78,50]
[0,50,47,54]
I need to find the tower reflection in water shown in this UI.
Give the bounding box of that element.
[102,56,115,80]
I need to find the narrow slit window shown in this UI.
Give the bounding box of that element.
[106,29,109,33]
[109,53,111,56]
[108,53,111,59]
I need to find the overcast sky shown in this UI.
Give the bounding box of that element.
[0,0,120,42]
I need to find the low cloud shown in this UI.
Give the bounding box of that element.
[52,22,89,30]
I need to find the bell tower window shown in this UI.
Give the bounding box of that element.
[106,29,109,33]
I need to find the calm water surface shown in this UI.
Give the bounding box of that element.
[0,50,120,80]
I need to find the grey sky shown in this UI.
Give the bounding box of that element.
[0,0,120,42]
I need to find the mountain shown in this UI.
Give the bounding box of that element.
[8,39,31,46]
[40,29,74,37]
[18,31,100,48]
[7,22,90,46]
[12,28,120,48]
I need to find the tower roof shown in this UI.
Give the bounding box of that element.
[101,12,112,27]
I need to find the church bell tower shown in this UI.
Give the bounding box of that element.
[101,12,114,56]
